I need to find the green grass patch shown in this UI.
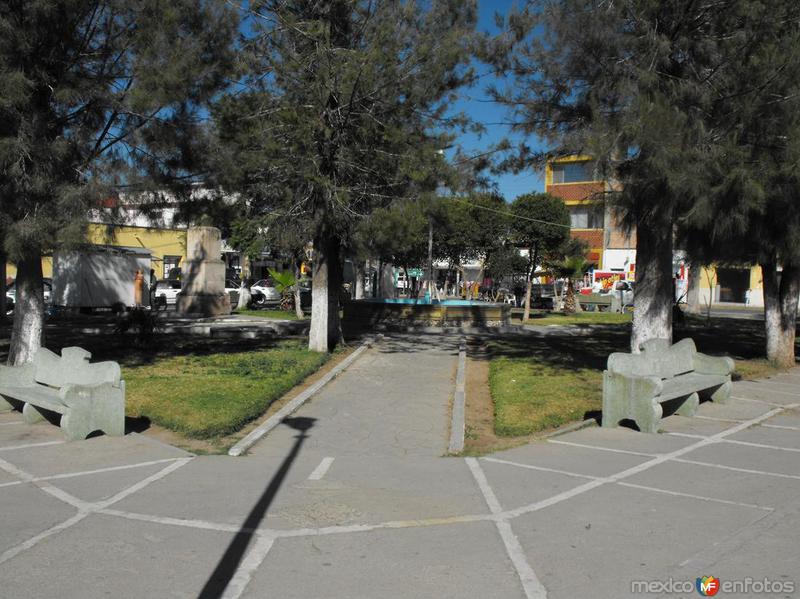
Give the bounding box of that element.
[233,309,305,320]
[124,340,327,439]
[733,359,787,381]
[522,311,632,327]
[489,354,602,436]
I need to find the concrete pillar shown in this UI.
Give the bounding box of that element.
[176,226,231,316]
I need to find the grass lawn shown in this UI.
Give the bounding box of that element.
[521,311,632,326]
[486,316,798,440]
[490,356,601,436]
[124,339,328,439]
[233,309,306,320]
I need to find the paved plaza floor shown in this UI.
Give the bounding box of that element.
[0,334,798,598]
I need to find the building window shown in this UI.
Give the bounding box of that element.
[551,161,596,184]
[163,255,181,279]
[569,205,604,229]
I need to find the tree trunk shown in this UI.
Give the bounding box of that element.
[308,235,342,353]
[523,275,532,321]
[564,280,581,313]
[0,256,6,317]
[761,259,799,368]
[552,278,560,311]
[294,261,304,319]
[8,253,45,365]
[631,223,673,352]
[236,282,251,311]
[685,262,702,313]
[355,261,365,300]
[522,246,537,321]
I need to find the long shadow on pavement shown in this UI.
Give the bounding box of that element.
[197,416,316,599]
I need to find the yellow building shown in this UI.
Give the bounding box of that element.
[698,264,764,307]
[6,223,187,281]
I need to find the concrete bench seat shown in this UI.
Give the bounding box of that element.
[602,338,734,433]
[0,347,125,441]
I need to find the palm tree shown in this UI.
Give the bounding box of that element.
[268,269,298,312]
[555,256,592,314]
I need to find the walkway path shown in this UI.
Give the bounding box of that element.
[0,336,798,598]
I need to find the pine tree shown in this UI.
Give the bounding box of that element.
[680,1,800,366]
[509,193,570,321]
[210,0,477,352]
[0,0,236,363]
[487,0,738,350]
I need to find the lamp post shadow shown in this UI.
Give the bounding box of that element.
[197,416,316,599]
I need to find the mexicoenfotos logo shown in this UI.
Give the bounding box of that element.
[696,576,720,596]
[631,576,795,595]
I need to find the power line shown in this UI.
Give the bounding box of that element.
[450,196,572,229]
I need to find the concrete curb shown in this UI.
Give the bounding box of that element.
[448,337,468,454]
[228,335,381,457]
[539,418,598,439]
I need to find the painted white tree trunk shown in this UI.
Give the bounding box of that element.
[236,282,251,311]
[308,236,342,353]
[762,261,799,368]
[0,258,6,317]
[294,262,304,319]
[355,262,365,299]
[631,224,673,352]
[8,255,45,365]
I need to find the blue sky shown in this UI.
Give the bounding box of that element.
[448,0,547,201]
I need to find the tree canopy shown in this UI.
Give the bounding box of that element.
[211,0,478,350]
[0,0,237,363]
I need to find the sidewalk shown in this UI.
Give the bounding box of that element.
[0,339,797,598]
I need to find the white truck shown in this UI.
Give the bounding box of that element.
[51,246,152,311]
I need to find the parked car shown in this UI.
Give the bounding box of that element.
[154,279,182,307]
[615,280,635,308]
[5,279,52,312]
[250,278,281,307]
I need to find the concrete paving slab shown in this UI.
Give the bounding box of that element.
[492,440,650,477]
[0,467,20,484]
[667,508,800,598]
[763,408,800,428]
[731,382,799,405]
[549,426,696,455]
[0,513,238,599]
[766,371,800,386]
[479,458,590,512]
[0,421,65,449]
[2,433,190,478]
[659,414,732,436]
[274,456,489,526]
[512,483,772,599]
[249,335,458,459]
[243,522,525,599]
[695,396,775,420]
[50,462,182,503]
[111,453,323,530]
[624,459,800,508]
[683,442,800,477]
[0,483,77,554]
[729,425,800,449]
[0,411,26,425]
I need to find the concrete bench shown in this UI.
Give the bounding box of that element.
[602,338,734,433]
[0,347,125,441]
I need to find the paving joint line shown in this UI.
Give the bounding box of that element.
[0,456,193,566]
[465,457,547,599]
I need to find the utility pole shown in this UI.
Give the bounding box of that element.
[427,218,434,301]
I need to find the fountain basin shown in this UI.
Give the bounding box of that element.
[343,298,511,329]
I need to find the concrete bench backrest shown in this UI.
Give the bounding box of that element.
[607,338,697,379]
[33,347,121,389]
